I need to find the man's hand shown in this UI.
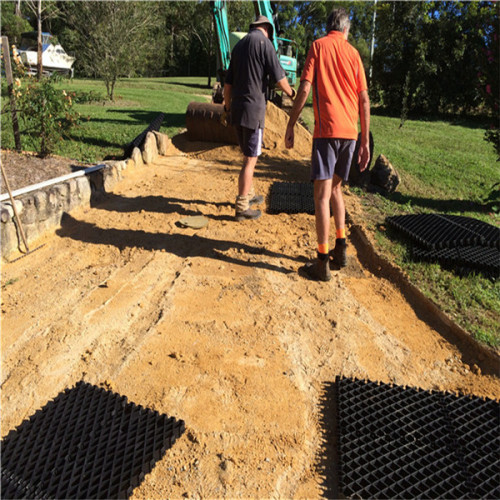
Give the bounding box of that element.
[290,87,297,100]
[357,141,370,172]
[285,123,294,149]
[221,106,230,127]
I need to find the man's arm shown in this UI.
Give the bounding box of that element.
[358,89,370,171]
[223,83,232,111]
[285,80,312,149]
[276,76,296,100]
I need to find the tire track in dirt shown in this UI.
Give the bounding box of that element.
[2,147,498,498]
[1,248,190,433]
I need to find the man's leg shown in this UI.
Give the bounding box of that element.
[314,178,333,249]
[330,174,347,267]
[330,174,345,231]
[238,155,258,197]
[234,127,262,221]
[235,156,261,221]
[301,178,332,281]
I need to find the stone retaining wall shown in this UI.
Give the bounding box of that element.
[1,131,170,260]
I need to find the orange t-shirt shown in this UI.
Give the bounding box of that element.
[301,31,367,140]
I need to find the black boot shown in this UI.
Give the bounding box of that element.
[330,239,347,268]
[302,252,331,281]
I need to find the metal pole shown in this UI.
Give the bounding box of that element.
[1,36,22,152]
[369,0,377,81]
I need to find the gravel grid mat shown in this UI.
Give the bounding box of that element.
[336,377,500,499]
[412,245,500,279]
[268,181,315,214]
[1,381,185,499]
[386,214,500,250]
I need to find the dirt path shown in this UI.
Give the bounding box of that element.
[2,142,499,498]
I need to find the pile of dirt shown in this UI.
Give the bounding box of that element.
[262,101,312,160]
[174,101,312,164]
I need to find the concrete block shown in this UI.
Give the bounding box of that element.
[34,191,48,212]
[132,147,144,168]
[115,160,127,172]
[1,221,19,256]
[1,207,11,223]
[53,184,70,211]
[21,196,38,225]
[126,158,135,170]
[76,176,91,202]
[154,131,171,156]
[2,200,23,218]
[103,166,119,192]
[142,131,158,164]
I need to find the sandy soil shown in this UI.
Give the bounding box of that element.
[1,104,499,499]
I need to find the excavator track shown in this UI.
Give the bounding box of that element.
[186,102,239,144]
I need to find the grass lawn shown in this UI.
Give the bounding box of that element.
[1,77,212,163]
[2,77,499,348]
[301,104,499,349]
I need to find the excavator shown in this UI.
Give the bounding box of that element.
[186,0,297,144]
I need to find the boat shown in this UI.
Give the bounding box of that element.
[16,32,75,77]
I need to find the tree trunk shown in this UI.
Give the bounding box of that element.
[37,0,43,80]
[169,26,174,76]
[110,78,116,101]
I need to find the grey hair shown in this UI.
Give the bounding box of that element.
[327,8,351,33]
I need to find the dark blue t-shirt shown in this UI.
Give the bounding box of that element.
[225,29,285,130]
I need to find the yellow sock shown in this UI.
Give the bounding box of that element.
[318,243,329,254]
[336,228,345,239]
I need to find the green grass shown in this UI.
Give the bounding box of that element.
[302,102,499,349]
[1,77,212,162]
[2,77,499,348]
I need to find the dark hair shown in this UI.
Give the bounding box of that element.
[327,8,351,33]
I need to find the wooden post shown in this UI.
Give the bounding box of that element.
[1,36,22,152]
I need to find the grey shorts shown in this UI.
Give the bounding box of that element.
[235,125,263,158]
[311,138,356,181]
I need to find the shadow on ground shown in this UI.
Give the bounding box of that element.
[90,192,233,220]
[316,381,343,499]
[56,213,301,274]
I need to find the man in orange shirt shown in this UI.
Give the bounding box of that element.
[285,8,370,281]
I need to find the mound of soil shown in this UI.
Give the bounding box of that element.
[174,101,312,164]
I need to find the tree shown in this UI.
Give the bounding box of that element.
[61,1,162,99]
[23,0,60,79]
[0,1,32,46]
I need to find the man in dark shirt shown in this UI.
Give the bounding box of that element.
[224,15,295,221]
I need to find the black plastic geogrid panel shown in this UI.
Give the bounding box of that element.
[268,182,315,214]
[336,377,500,499]
[386,214,500,249]
[124,112,165,158]
[412,245,500,279]
[1,381,185,499]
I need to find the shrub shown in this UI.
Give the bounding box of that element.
[15,75,82,157]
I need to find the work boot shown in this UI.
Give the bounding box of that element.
[235,194,261,221]
[301,253,331,282]
[330,240,347,268]
[235,208,262,221]
[248,185,264,206]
